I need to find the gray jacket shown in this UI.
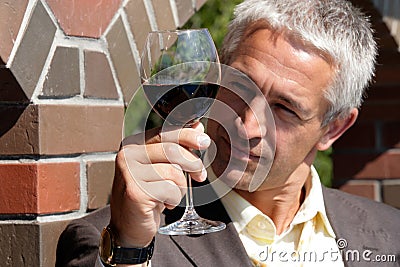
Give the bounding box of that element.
[56,186,400,267]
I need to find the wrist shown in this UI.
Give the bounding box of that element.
[99,225,155,266]
[109,222,153,248]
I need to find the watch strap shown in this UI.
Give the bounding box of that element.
[113,237,155,264]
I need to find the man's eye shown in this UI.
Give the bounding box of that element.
[274,103,297,117]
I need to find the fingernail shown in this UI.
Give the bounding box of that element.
[197,134,211,147]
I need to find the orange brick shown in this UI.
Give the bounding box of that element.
[0,162,80,214]
[0,164,38,213]
[37,162,80,214]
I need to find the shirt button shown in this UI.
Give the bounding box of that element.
[257,220,267,230]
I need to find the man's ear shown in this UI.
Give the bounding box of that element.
[316,108,358,151]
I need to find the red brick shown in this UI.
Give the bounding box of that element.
[0,162,80,214]
[37,162,80,214]
[333,150,400,179]
[0,164,38,213]
[46,0,122,38]
[339,180,379,201]
[333,120,375,149]
[0,0,29,62]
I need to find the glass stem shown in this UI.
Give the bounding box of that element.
[183,149,203,220]
[185,171,195,212]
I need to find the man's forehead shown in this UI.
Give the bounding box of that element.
[243,20,335,68]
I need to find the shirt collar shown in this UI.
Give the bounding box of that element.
[208,165,336,238]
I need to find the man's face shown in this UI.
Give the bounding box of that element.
[207,26,335,191]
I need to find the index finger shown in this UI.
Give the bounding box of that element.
[122,121,210,150]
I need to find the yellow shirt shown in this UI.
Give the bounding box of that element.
[210,166,344,267]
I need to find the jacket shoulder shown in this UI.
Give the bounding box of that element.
[323,186,400,254]
[56,206,110,267]
[323,186,400,223]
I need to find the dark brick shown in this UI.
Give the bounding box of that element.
[106,16,141,104]
[10,1,56,99]
[382,181,400,208]
[0,104,39,155]
[41,46,80,98]
[124,0,153,54]
[84,50,118,99]
[333,151,400,179]
[87,160,115,210]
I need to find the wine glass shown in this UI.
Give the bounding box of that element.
[140,29,226,235]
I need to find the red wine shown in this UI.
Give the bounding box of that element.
[143,82,219,125]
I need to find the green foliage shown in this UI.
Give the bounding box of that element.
[313,148,333,187]
[182,0,243,49]
[123,88,149,137]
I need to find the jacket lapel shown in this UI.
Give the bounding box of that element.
[164,194,252,267]
[170,223,252,267]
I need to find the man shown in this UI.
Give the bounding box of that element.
[57,0,400,266]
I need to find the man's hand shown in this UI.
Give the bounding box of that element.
[109,122,210,247]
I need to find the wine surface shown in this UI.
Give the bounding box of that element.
[143,82,219,125]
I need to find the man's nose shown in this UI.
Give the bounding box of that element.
[235,97,268,140]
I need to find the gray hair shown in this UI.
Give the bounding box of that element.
[221,0,377,125]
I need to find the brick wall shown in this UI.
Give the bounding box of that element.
[333,0,400,208]
[0,0,206,266]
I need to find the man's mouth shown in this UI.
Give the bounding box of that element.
[223,136,262,162]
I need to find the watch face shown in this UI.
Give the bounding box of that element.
[99,227,113,264]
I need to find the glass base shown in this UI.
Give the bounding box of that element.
[158,208,226,235]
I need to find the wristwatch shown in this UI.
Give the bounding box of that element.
[99,225,155,266]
